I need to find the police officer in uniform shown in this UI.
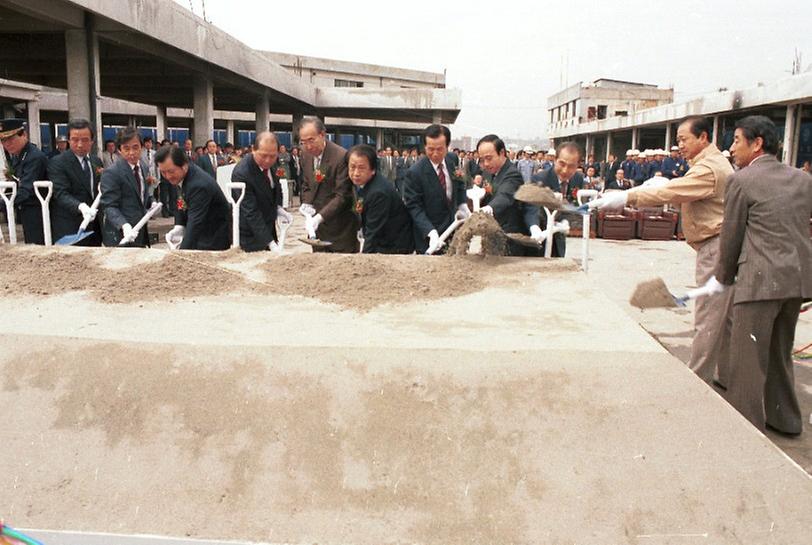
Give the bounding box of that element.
[0,119,49,244]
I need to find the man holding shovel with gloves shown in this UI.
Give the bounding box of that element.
[587,116,735,386]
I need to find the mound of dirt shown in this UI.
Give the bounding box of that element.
[629,277,678,310]
[447,213,506,257]
[514,184,563,210]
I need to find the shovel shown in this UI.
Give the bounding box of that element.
[0,181,17,244]
[629,277,719,310]
[55,191,102,246]
[277,217,291,251]
[33,181,53,246]
[119,202,162,246]
[298,237,332,248]
[226,182,246,250]
[427,211,467,255]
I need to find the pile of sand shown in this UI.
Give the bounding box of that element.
[629,277,678,310]
[448,213,506,257]
[514,184,564,210]
[0,247,505,311]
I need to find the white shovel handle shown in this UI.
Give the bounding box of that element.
[0,181,17,245]
[226,182,245,250]
[34,181,53,246]
[133,202,162,233]
[79,191,103,231]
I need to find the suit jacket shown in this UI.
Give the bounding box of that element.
[403,153,466,253]
[48,150,103,244]
[378,156,397,182]
[100,157,153,247]
[602,160,621,181]
[606,178,631,191]
[301,140,359,252]
[482,159,526,235]
[101,151,120,169]
[9,142,49,208]
[231,153,282,252]
[716,155,812,304]
[174,163,231,250]
[196,154,219,178]
[356,173,414,254]
[530,167,584,203]
[525,167,583,258]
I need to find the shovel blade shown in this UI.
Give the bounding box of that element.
[55,229,94,246]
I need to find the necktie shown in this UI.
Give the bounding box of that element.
[133,165,144,204]
[437,163,448,203]
[82,157,93,197]
[561,181,568,200]
[211,154,216,169]
[263,168,274,188]
[314,156,321,172]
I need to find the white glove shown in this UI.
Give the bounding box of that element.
[165,225,185,249]
[587,190,628,210]
[78,202,96,222]
[529,224,544,242]
[277,206,293,224]
[456,203,471,219]
[703,275,727,295]
[426,229,441,255]
[299,203,316,217]
[481,205,494,216]
[305,213,323,239]
[121,223,138,244]
[268,240,282,254]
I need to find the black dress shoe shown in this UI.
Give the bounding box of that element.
[765,422,802,437]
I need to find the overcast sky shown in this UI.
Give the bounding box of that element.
[175,0,811,140]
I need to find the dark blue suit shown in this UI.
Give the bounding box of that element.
[100,157,153,247]
[231,153,282,252]
[48,149,103,246]
[8,142,49,244]
[403,154,466,253]
[174,163,230,250]
[356,173,414,254]
[524,167,583,257]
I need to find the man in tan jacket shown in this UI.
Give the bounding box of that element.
[713,115,812,434]
[589,116,735,385]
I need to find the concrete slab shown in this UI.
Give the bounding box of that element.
[1,245,810,545]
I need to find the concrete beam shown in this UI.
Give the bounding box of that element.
[631,128,638,150]
[255,91,269,134]
[605,132,613,162]
[226,120,235,145]
[192,74,213,146]
[64,24,101,146]
[155,105,167,141]
[315,87,461,124]
[26,100,41,146]
[712,115,720,145]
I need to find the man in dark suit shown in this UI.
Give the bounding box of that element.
[476,134,530,256]
[403,124,470,254]
[348,145,414,254]
[289,146,301,196]
[48,135,68,159]
[715,115,812,435]
[299,116,359,253]
[605,168,631,191]
[525,142,585,257]
[378,146,397,185]
[1,118,49,244]
[100,126,154,247]
[196,139,220,178]
[48,118,103,246]
[602,153,621,182]
[231,131,291,252]
[156,146,231,251]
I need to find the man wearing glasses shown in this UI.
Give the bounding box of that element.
[0,118,49,244]
[48,118,104,246]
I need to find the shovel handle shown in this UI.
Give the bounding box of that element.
[79,191,103,231]
[133,203,162,232]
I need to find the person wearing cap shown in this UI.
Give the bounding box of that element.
[0,118,49,244]
[632,150,648,186]
[541,149,555,170]
[588,116,735,386]
[48,118,104,246]
[99,126,154,247]
[48,135,69,159]
[663,146,688,179]
[621,150,637,182]
[517,147,535,182]
[721,149,735,168]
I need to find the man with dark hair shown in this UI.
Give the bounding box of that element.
[101,139,119,168]
[196,139,220,177]
[602,153,620,183]
[663,146,688,179]
[157,146,230,251]
[476,134,529,255]
[713,115,812,435]
[403,124,470,254]
[0,118,49,244]
[231,131,292,252]
[100,126,153,247]
[48,118,104,246]
[589,115,735,385]
[379,146,397,184]
[298,116,359,252]
[525,141,585,257]
[48,135,68,158]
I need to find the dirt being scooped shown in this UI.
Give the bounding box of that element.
[514,184,564,210]
[629,277,678,309]
[0,246,506,311]
[447,212,506,257]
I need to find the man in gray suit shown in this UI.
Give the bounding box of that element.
[714,115,812,435]
[379,146,397,184]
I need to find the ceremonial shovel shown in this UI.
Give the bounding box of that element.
[0,181,17,244]
[630,277,720,310]
[427,211,467,255]
[119,202,162,246]
[33,181,53,246]
[56,191,102,246]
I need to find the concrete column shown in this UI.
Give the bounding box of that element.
[255,91,270,134]
[711,115,720,145]
[375,128,384,148]
[334,129,342,148]
[782,104,797,165]
[791,104,802,167]
[605,132,613,162]
[226,120,235,145]
[127,115,137,128]
[432,112,442,124]
[585,134,594,160]
[631,128,639,150]
[155,105,167,142]
[665,123,672,150]
[26,100,41,147]
[65,25,101,151]
[193,74,214,146]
